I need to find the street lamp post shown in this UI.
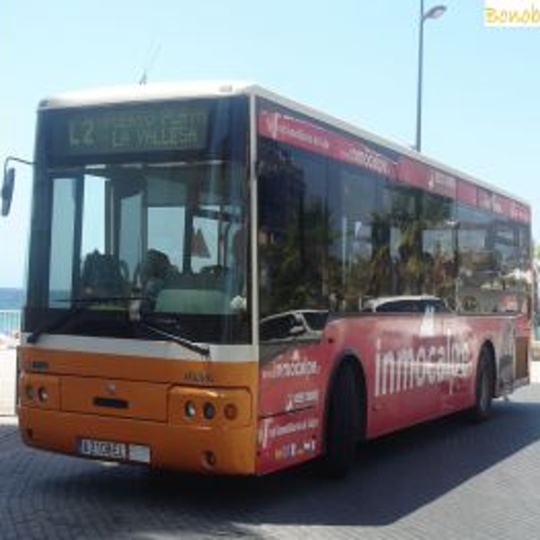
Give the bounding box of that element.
[415,0,447,152]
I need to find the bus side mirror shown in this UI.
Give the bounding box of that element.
[1,167,15,217]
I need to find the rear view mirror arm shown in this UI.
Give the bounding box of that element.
[2,156,34,217]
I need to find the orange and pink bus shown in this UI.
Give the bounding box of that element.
[2,81,532,477]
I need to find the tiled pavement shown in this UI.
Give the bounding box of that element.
[1,350,540,539]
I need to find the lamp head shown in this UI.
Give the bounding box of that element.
[423,5,447,21]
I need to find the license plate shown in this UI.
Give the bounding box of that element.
[77,438,150,464]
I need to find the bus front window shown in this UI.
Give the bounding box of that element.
[41,161,249,344]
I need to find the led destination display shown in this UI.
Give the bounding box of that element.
[49,102,210,157]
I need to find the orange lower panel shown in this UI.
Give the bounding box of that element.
[19,406,257,475]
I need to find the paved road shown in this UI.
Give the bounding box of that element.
[2,379,540,539]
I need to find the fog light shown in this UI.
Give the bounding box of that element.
[223,403,238,420]
[202,450,216,468]
[203,402,215,420]
[184,401,196,418]
[37,386,48,403]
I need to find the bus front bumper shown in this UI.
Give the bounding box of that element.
[18,406,257,475]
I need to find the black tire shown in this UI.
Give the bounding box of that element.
[320,362,359,479]
[469,348,494,422]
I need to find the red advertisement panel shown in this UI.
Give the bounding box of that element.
[511,202,531,223]
[477,188,492,212]
[457,180,478,206]
[396,157,427,189]
[257,110,397,179]
[331,132,396,178]
[492,194,512,217]
[427,169,457,199]
[258,110,332,157]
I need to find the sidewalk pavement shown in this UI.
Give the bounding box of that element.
[0,348,17,416]
[531,359,540,382]
[530,340,540,361]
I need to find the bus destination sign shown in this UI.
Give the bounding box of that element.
[56,103,209,156]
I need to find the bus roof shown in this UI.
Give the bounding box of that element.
[38,81,258,110]
[38,80,530,210]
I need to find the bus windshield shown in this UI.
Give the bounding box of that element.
[26,97,251,344]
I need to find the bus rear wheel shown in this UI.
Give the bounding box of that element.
[320,362,360,479]
[469,348,494,422]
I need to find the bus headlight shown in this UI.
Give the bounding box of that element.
[169,387,251,427]
[37,386,49,403]
[19,373,59,409]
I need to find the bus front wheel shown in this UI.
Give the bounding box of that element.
[320,362,359,479]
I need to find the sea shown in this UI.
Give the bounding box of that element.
[0,288,25,310]
[0,288,24,336]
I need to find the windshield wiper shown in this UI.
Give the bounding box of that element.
[137,319,210,358]
[27,295,132,344]
[128,298,210,358]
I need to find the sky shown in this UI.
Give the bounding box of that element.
[1,0,539,287]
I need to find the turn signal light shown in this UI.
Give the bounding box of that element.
[202,450,216,469]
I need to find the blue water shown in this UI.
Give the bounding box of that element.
[0,288,24,336]
[0,288,25,310]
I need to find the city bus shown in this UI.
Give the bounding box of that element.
[2,81,532,477]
